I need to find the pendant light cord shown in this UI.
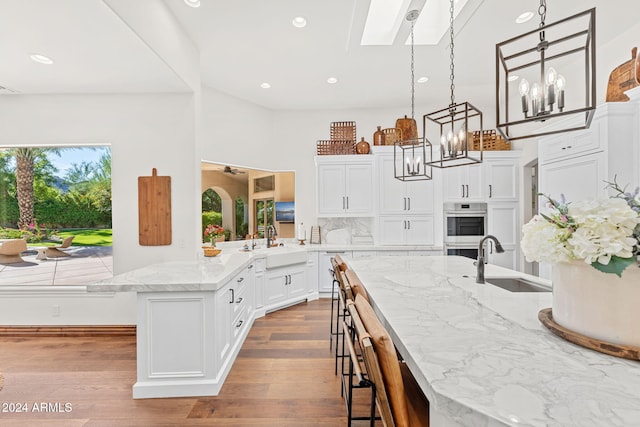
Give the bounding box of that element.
[449,0,455,109]
[538,0,547,42]
[410,17,415,121]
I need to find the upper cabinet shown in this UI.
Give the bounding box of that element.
[442,152,521,202]
[378,155,435,215]
[316,156,374,217]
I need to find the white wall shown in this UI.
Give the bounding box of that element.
[0,93,197,324]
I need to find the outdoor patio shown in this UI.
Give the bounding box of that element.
[0,246,112,286]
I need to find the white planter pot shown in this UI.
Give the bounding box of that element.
[552,260,640,347]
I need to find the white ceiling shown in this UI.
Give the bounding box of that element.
[1,0,638,111]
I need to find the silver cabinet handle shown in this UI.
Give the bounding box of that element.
[236,297,243,304]
[229,288,235,304]
[403,197,406,210]
[461,185,464,198]
[489,184,492,198]
[346,197,349,210]
[407,220,411,229]
[236,320,243,328]
[342,196,345,209]
[466,185,469,198]
[237,277,244,283]
[407,198,411,211]
[247,265,253,269]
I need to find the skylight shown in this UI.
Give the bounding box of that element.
[361,0,470,46]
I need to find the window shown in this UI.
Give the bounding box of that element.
[254,199,273,238]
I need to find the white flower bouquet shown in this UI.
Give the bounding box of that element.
[521,179,640,277]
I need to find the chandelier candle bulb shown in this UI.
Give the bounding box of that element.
[556,75,566,110]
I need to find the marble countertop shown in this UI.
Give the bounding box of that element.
[348,255,640,427]
[88,251,257,292]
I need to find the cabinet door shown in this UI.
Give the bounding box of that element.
[443,166,467,201]
[379,156,407,214]
[486,160,518,201]
[487,245,518,270]
[443,164,483,201]
[317,164,346,215]
[405,216,435,245]
[378,217,407,245]
[539,153,606,204]
[345,164,374,214]
[318,251,352,293]
[465,164,485,200]
[487,203,518,246]
[287,268,307,299]
[405,179,434,214]
[265,271,287,306]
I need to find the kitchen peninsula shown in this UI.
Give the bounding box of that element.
[348,255,640,427]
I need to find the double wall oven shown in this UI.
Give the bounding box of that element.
[443,202,487,260]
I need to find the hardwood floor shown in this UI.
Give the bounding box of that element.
[0,299,377,426]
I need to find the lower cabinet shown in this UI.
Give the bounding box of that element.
[317,251,353,295]
[215,265,254,371]
[265,264,307,310]
[486,203,519,270]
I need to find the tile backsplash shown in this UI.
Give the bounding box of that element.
[317,217,373,245]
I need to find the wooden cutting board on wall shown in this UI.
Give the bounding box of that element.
[138,168,172,246]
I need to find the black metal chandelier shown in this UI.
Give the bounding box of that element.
[495,2,596,141]
[424,0,483,169]
[394,9,432,182]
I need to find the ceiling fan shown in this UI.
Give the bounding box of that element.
[221,165,245,175]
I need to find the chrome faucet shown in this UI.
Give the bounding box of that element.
[476,235,504,284]
[266,225,277,248]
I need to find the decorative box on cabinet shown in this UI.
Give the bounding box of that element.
[316,156,374,216]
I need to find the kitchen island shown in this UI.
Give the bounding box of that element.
[348,255,640,427]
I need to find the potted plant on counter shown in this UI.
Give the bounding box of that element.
[521,179,640,349]
[203,224,225,257]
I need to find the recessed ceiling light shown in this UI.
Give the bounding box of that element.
[292,17,307,28]
[417,77,429,83]
[184,0,200,7]
[260,82,271,89]
[29,53,54,65]
[327,77,338,84]
[516,11,534,24]
[508,75,519,82]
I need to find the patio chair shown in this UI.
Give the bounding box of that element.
[0,239,28,264]
[46,236,75,258]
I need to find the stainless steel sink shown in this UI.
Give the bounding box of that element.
[485,277,551,293]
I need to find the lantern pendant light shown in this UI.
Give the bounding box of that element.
[424,0,483,169]
[495,2,596,141]
[394,9,433,182]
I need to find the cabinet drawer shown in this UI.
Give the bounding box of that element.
[231,283,248,317]
[232,306,248,340]
[539,120,602,164]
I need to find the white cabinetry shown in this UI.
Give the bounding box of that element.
[265,263,307,311]
[378,216,434,246]
[537,102,640,279]
[486,203,519,269]
[316,156,374,216]
[376,153,437,246]
[378,156,434,214]
[443,152,520,202]
[317,251,352,295]
[216,265,254,369]
[443,162,484,201]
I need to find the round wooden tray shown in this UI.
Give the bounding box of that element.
[538,308,640,361]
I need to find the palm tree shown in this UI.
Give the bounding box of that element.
[12,147,62,228]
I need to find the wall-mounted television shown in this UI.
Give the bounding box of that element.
[275,201,295,223]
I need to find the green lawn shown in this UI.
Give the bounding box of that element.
[31,229,113,247]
